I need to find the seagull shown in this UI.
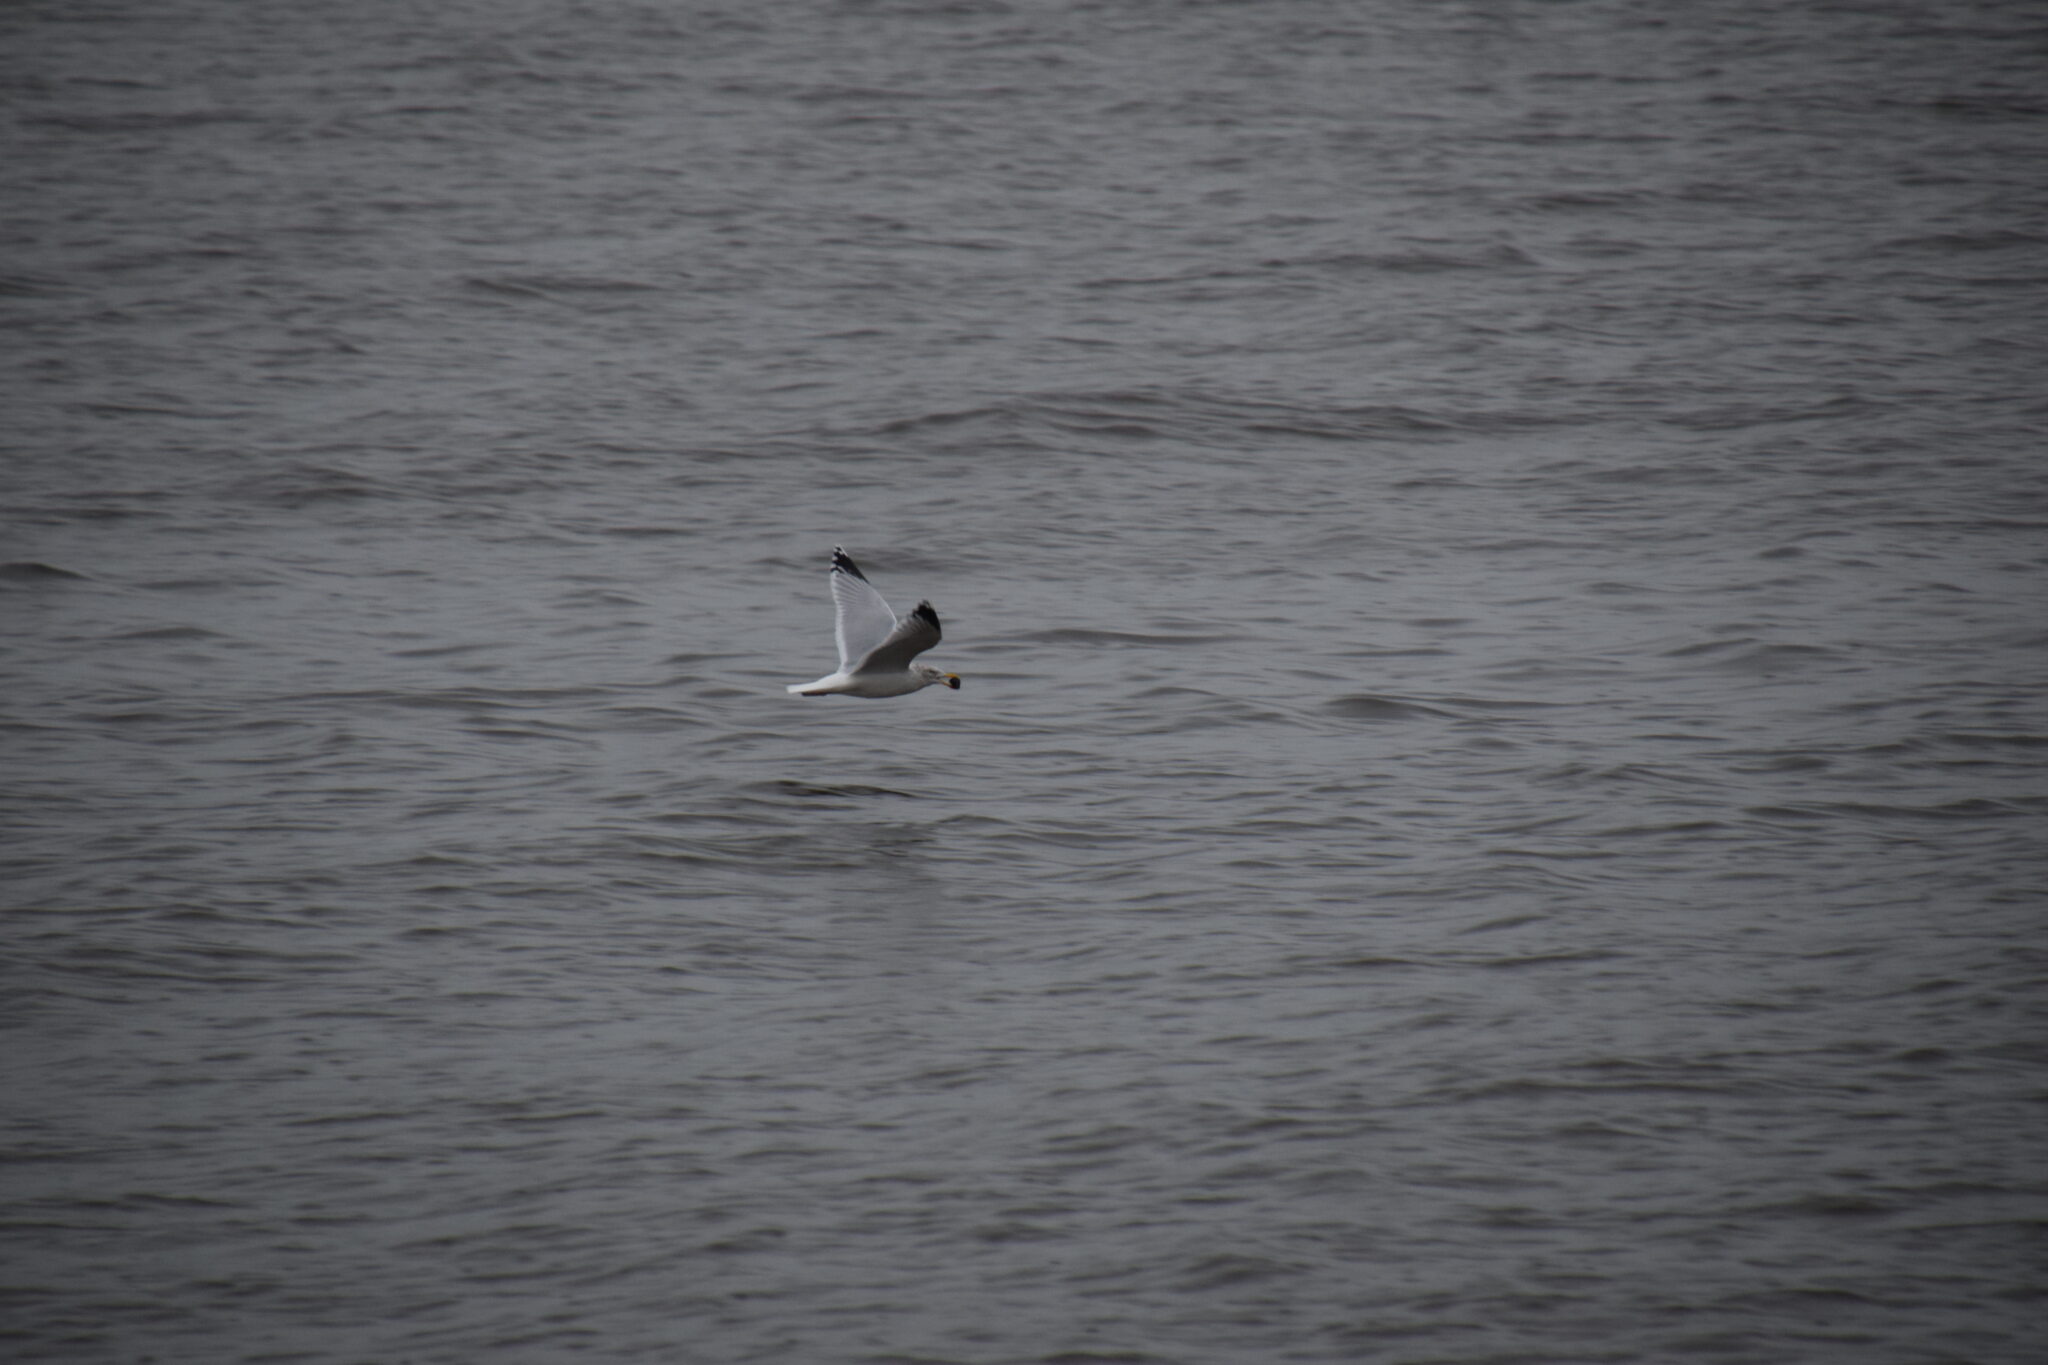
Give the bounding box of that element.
[786,547,961,698]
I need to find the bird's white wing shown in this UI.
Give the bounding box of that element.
[850,601,942,675]
[830,548,901,672]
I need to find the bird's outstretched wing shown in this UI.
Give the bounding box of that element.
[850,600,942,676]
[830,547,902,673]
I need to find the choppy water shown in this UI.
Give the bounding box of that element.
[4,2,2046,1362]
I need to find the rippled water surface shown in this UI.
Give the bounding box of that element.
[4,2,2045,1362]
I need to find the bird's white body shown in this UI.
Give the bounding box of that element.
[786,662,954,698]
[786,548,960,699]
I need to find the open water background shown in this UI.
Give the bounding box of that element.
[3,2,2046,1361]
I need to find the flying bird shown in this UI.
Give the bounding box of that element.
[786,547,961,698]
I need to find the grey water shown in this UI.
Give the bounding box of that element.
[3,2,2045,1362]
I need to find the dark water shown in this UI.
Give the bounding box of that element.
[4,2,2046,1361]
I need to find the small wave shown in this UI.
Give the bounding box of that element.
[1679,641,1849,674]
[867,387,1483,448]
[0,561,88,581]
[462,274,662,304]
[1322,694,1448,721]
[1750,797,2038,823]
[111,625,224,641]
[1016,628,1237,648]
[26,108,256,133]
[761,781,922,801]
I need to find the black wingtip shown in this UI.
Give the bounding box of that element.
[912,599,941,639]
[830,547,868,581]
